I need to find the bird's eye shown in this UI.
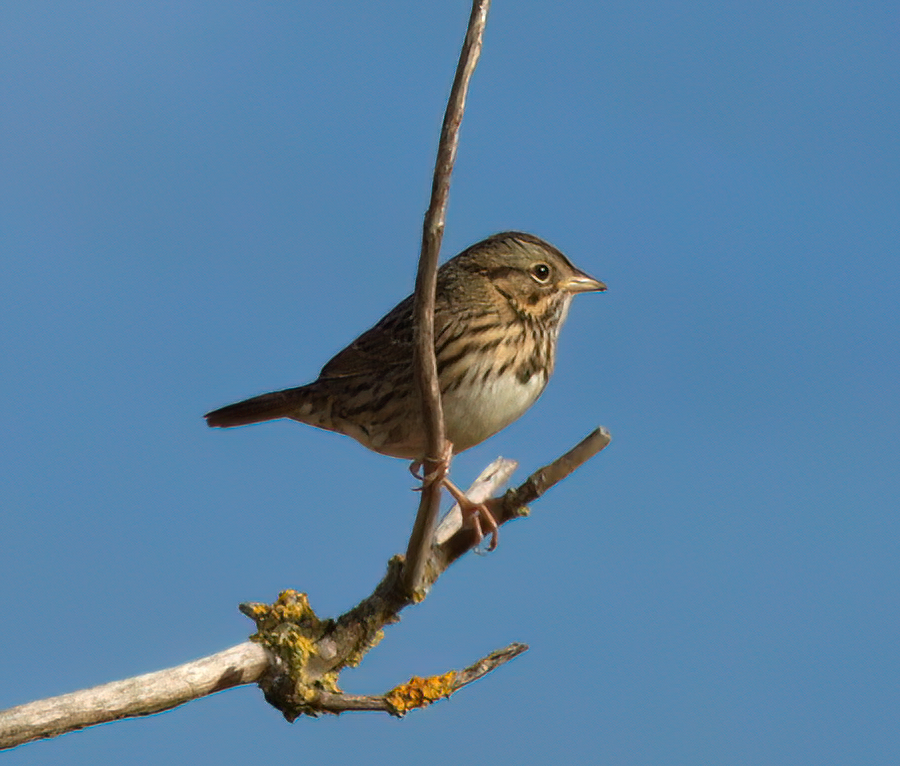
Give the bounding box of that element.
[530,263,551,283]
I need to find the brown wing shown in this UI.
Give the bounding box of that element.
[318,294,417,379]
[318,266,475,381]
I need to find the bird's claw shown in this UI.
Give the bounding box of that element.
[409,440,454,487]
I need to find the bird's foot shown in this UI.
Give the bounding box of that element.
[409,440,454,487]
[442,478,500,552]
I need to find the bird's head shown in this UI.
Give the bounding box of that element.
[453,231,606,326]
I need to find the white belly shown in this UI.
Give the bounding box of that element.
[442,370,547,452]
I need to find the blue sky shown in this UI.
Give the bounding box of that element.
[2,1,897,763]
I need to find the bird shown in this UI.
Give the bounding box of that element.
[205,231,606,548]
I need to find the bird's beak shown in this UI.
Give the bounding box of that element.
[559,270,607,294]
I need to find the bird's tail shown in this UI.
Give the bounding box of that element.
[204,386,313,428]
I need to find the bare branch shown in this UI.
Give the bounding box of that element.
[0,643,270,750]
[404,0,492,597]
[502,426,613,509]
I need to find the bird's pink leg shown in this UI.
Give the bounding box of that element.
[408,443,499,550]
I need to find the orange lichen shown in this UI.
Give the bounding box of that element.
[384,671,457,716]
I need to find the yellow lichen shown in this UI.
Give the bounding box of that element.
[246,590,327,640]
[242,589,345,715]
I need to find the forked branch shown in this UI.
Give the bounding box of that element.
[0,427,610,748]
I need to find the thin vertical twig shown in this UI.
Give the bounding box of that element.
[403,0,491,596]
